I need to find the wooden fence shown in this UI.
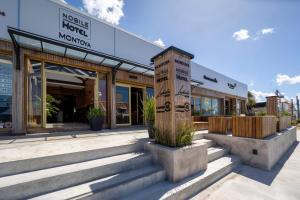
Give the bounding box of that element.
[232,116,277,139]
[278,116,291,131]
[208,117,232,134]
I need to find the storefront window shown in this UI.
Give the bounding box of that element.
[116,86,130,124]
[195,97,201,115]
[201,97,211,115]
[98,73,108,124]
[211,98,220,115]
[146,87,154,98]
[0,55,13,129]
[191,97,195,115]
[28,60,42,127]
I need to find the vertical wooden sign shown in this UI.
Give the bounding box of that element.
[266,96,279,116]
[151,46,194,146]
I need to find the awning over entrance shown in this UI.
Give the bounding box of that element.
[8,27,203,86]
[7,27,154,76]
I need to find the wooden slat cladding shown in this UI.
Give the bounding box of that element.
[116,70,153,87]
[278,116,291,131]
[23,49,111,73]
[208,116,232,134]
[266,96,279,116]
[232,116,277,139]
[0,40,13,53]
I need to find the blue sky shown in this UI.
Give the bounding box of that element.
[63,0,300,102]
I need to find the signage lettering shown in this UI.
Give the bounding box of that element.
[203,75,218,83]
[228,83,236,89]
[155,60,169,69]
[129,75,138,79]
[175,59,189,67]
[59,8,91,48]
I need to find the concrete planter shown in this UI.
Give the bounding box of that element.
[145,141,207,182]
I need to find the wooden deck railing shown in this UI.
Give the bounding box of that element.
[232,116,277,139]
[208,117,232,134]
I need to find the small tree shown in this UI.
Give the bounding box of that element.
[246,91,256,115]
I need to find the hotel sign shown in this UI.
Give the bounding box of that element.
[59,8,91,48]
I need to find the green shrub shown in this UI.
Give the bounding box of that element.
[46,95,61,117]
[280,111,291,117]
[87,107,105,120]
[256,111,266,116]
[143,97,155,122]
[154,122,195,147]
[154,128,173,147]
[176,122,195,147]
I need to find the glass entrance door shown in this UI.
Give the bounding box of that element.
[131,87,143,125]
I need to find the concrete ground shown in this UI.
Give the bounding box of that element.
[0,128,148,163]
[193,129,300,200]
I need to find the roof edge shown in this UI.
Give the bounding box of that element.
[150,46,194,62]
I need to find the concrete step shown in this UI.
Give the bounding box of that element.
[122,155,241,200]
[0,152,152,200]
[31,165,166,200]
[197,139,215,148]
[207,146,229,162]
[0,141,145,177]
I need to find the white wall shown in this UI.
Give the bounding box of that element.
[0,0,18,40]
[0,0,248,98]
[191,62,248,98]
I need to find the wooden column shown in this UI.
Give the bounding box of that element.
[107,71,116,128]
[12,49,26,134]
[151,46,194,146]
[266,96,279,116]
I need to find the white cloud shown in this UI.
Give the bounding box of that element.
[83,0,124,25]
[153,38,165,47]
[276,74,300,86]
[250,90,275,102]
[261,28,274,35]
[233,27,274,41]
[232,29,250,41]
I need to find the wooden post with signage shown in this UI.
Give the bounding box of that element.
[151,46,194,147]
[266,96,279,116]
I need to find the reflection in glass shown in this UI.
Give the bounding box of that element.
[195,97,201,115]
[191,97,194,116]
[201,97,211,115]
[28,60,42,127]
[211,98,220,115]
[116,86,130,124]
[0,55,13,129]
[146,87,154,98]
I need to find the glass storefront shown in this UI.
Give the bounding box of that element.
[116,85,130,124]
[0,55,13,129]
[191,96,220,116]
[146,87,154,98]
[27,60,42,127]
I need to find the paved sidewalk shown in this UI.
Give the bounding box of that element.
[0,128,148,163]
[193,130,300,200]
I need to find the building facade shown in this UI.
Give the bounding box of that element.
[0,0,247,134]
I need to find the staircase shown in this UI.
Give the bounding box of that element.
[122,135,241,200]
[0,134,240,200]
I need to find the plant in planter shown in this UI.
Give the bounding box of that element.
[46,94,61,117]
[154,122,195,147]
[87,107,105,131]
[143,96,155,138]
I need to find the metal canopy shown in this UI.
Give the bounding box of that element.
[7,27,203,88]
[7,27,153,75]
